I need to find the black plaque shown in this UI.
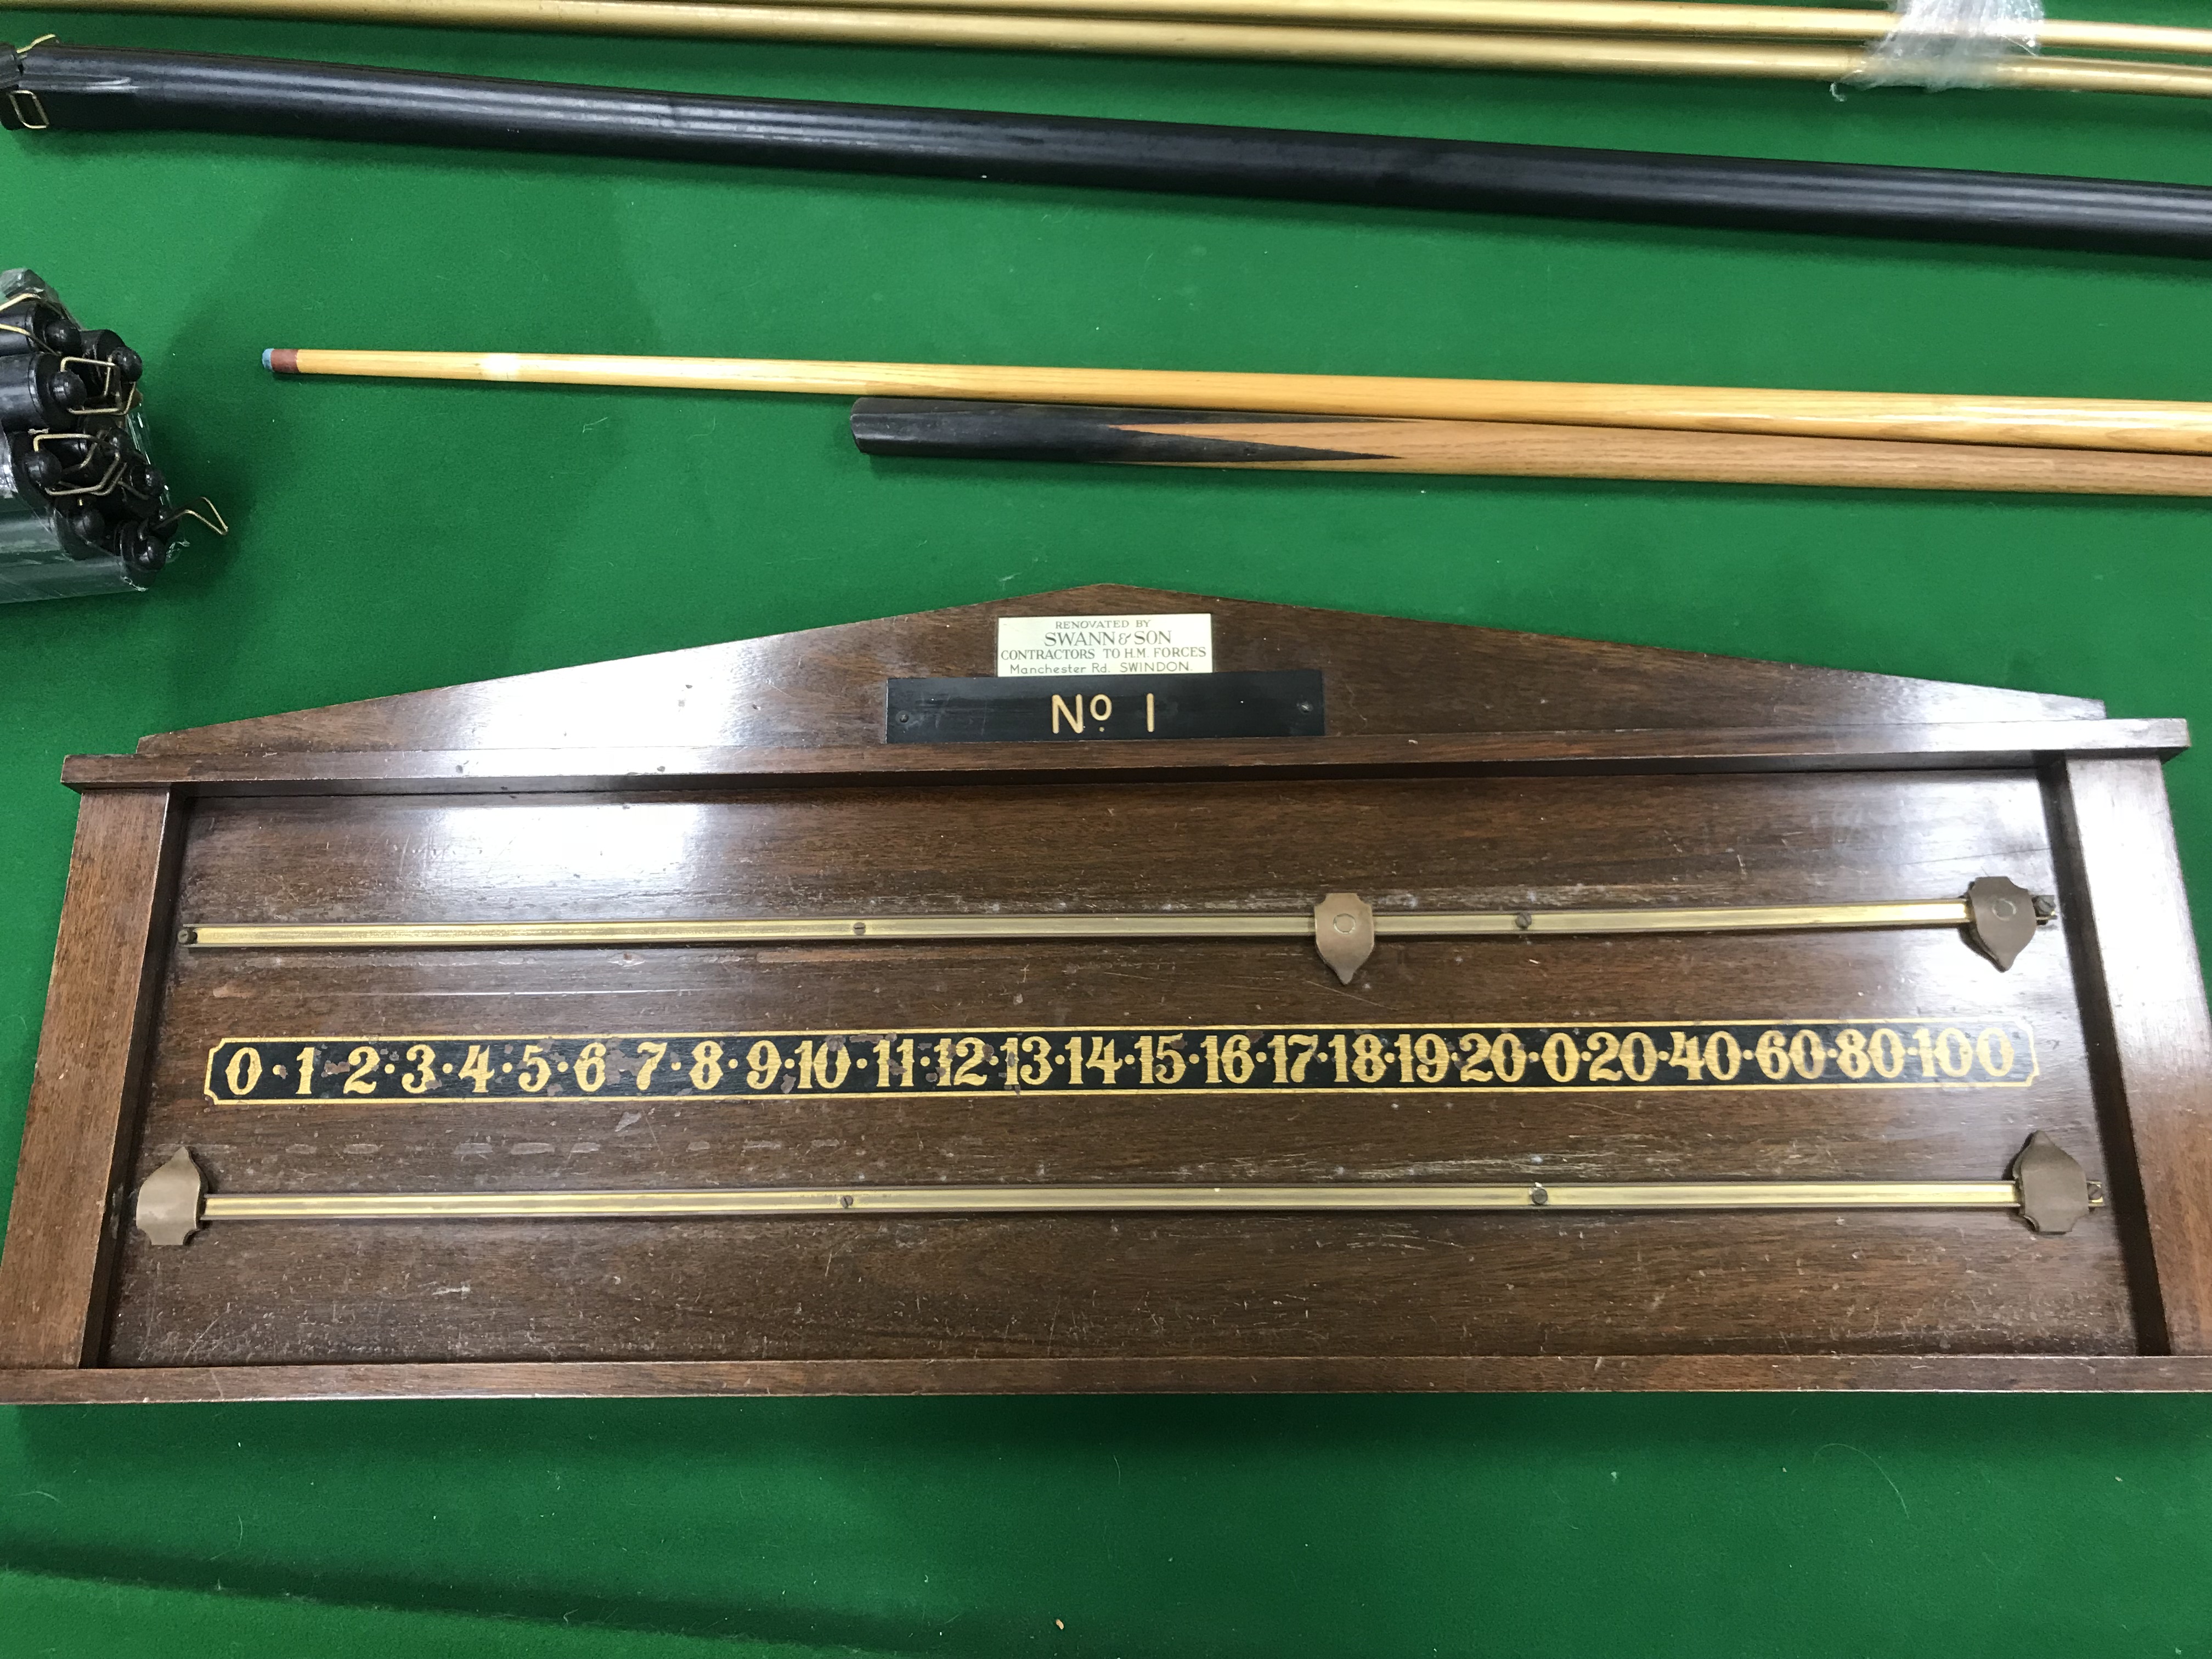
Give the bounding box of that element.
[885,670,1324,743]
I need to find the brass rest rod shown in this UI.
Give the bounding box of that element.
[203,1180,2020,1221]
[185,913,1318,948]
[133,1136,2101,1244]
[180,878,2054,979]
[183,899,1974,948]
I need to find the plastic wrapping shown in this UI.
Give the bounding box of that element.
[0,433,133,604]
[0,267,197,603]
[1858,0,2043,91]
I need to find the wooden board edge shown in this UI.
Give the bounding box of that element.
[0,788,186,1368]
[2048,758,2212,1353]
[127,583,2112,760]
[2,1355,2207,1403]
[56,719,2194,794]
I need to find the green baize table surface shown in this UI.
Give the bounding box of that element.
[3,5,2211,1652]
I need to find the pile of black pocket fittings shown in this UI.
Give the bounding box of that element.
[1,268,189,602]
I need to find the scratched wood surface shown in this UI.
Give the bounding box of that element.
[102,765,2131,1365]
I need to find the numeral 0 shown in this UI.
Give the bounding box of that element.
[1539,1032,1580,1084]
[224,1046,262,1096]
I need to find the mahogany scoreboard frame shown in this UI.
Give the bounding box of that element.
[2,584,2209,1401]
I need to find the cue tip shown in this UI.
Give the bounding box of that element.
[263,348,298,375]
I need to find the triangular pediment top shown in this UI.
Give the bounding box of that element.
[136,584,2102,757]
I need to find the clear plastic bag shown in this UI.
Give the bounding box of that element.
[1854,0,2043,91]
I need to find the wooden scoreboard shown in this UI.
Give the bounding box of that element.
[2,584,2209,1401]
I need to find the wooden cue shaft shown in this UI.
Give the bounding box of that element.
[278,0,2212,61]
[758,1,2212,61]
[268,349,2212,455]
[16,0,2212,98]
[472,0,2212,61]
[13,0,2210,58]
[8,0,2209,58]
[848,400,2212,493]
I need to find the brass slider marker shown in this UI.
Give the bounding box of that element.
[1313,891,1374,983]
[1965,875,2044,971]
[136,1137,2101,1246]
[182,879,2057,974]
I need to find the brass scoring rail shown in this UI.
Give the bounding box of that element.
[133,1136,2101,1246]
[179,877,2054,980]
[204,1180,2019,1220]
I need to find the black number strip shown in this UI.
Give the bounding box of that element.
[204,1020,2038,1104]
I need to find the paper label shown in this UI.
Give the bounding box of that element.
[996,613,1212,676]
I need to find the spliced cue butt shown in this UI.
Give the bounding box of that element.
[267,351,2212,455]
[850,400,2212,494]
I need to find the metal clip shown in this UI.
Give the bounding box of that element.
[40,447,126,499]
[162,497,230,536]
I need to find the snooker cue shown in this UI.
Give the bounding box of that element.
[6,5,2212,100]
[267,349,2212,456]
[847,399,2212,495]
[635,0,2211,62]
[187,0,2212,60]
[768,0,2211,62]
[17,0,2212,56]
[19,44,2212,260]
